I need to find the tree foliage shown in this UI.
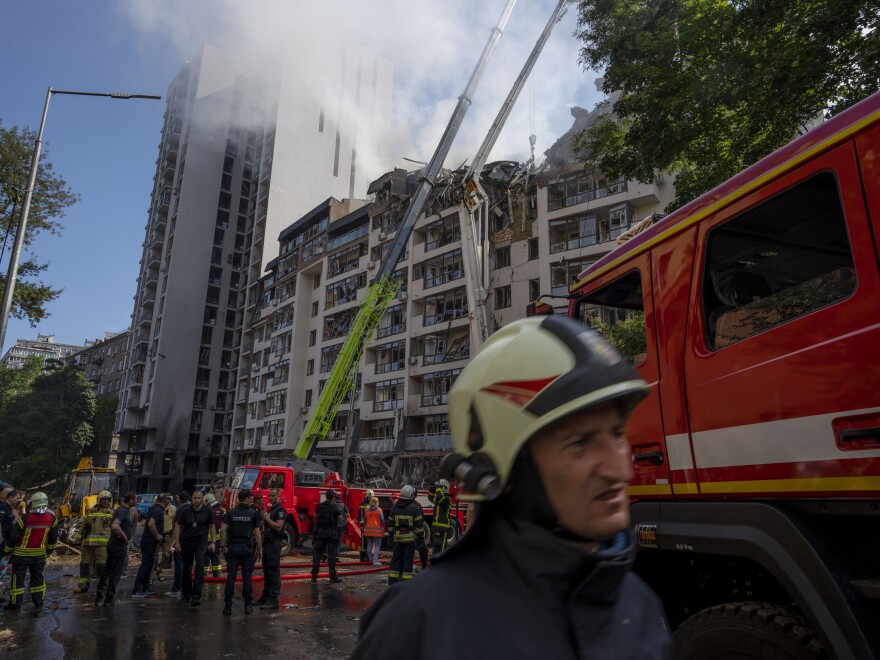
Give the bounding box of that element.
[574,0,880,209]
[591,313,648,363]
[92,394,119,458]
[0,122,78,325]
[0,364,96,488]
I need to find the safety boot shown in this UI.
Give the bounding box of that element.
[222,603,232,616]
[244,603,253,614]
[259,600,278,610]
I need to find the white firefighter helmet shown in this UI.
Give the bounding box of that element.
[443,316,647,500]
[399,485,416,500]
[365,489,375,498]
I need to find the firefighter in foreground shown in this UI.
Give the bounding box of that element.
[386,484,424,584]
[310,489,343,584]
[430,480,453,555]
[219,489,262,615]
[3,491,59,611]
[354,316,671,658]
[74,490,113,594]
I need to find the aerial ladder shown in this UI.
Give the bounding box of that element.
[294,0,518,460]
[459,0,577,353]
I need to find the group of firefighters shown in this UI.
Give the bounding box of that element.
[0,477,455,610]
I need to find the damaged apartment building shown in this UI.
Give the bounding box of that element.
[227,103,674,487]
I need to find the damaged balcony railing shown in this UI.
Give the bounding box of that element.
[404,433,453,453]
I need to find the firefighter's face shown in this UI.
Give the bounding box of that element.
[528,403,633,541]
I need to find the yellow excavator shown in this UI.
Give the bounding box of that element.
[56,458,117,545]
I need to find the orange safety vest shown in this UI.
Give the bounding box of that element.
[363,508,384,538]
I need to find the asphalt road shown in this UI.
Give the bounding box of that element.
[0,551,386,659]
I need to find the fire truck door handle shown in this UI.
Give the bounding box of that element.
[633,450,664,466]
[840,427,880,442]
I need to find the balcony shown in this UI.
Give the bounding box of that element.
[357,437,396,454]
[327,224,369,252]
[141,292,156,307]
[156,187,172,211]
[404,433,452,453]
[142,272,159,288]
[138,313,152,328]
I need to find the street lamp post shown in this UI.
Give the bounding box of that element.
[0,87,162,354]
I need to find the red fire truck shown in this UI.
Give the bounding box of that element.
[223,464,465,556]
[565,91,880,658]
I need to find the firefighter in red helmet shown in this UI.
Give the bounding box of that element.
[3,491,60,611]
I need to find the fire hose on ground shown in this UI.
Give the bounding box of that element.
[202,560,388,583]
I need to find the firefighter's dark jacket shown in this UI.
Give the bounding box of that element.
[354,504,671,659]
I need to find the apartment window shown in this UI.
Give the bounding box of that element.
[271,359,290,385]
[423,331,469,365]
[306,359,314,377]
[528,237,539,260]
[424,287,467,326]
[309,330,316,347]
[494,286,512,309]
[551,257,595,296]
[218,192,232,209]
[547,171,627,211]
[324,308,357,341]
[372,210,402,234]
[313,273,321,289]
[217,210,230,229]
[376,303,406,338]
[529,278,541,303]
[265,390,287,416]
[421,369,461,406]
[264,419,284,445]
[425,215,461,252]
[273,306,292,331]
[494,246,511,269]
[249,401,258,420]
[702,171,855,350]
[602,205,633,242]
[549,214,597,253]
[325,272,367,310]
[321,344,342,373]
[271,331,291,357]
[223,156,234,173]
[312,300,319,317]
[327,243,366,277]
[278,253,298,277]
[221,173,232,192]
[373,378,404,412]
[190,411,203,432]
[375,340,405,374]
[304,389,313,407]
[493,212,509,233]
[424,249,464,288]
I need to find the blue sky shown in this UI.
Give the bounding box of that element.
[1,0,600,354]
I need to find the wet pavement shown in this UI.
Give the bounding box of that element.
[0,552,386,659]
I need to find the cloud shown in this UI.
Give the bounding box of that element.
[117,0,602,177]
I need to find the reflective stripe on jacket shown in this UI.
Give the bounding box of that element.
[7,510,59,557]
[388,500,423,543]
[83,506,113,546]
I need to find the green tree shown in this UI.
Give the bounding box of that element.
[574,0,880,209]
[0,122,79,325]
[0,354,44,411]
[0,364,96,488]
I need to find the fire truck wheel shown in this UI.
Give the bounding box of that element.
[447,519,461,546]
[674,601,827,659]
[280,523,300,557]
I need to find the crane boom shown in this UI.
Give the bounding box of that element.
[294,0,518,460]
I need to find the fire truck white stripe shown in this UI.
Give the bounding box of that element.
[690,406,880,469]
[665,434,694,471]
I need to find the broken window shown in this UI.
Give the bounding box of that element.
[424,248,464,288]
[423,330,469,365]
[424,287,467,326]
[494,246,511,269]
[327,243,366,278]
[374,378,404,412]
[323,308,357,341]
[421,369,461,406]
[265,390,287,416]
[425,215,461,252]
[375,340,406,374]
[549,214,597,253]
[550,257,595,296]
[320,343,342,373]
[376,303,406,338]
[494,286,511,309]
[325,272,367,310]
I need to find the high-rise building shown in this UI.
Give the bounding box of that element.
[1,334,86,369]
[116,43,392,493]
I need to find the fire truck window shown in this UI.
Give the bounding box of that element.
[575,270,647,365]
[259,472,285,490]
[703,171,855,349]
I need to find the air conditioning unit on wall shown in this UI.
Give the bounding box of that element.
[399,291,408,301]
[367,261,376,270]
[408,356,418,365]
[378,231,388,241]
[300,406,309,414]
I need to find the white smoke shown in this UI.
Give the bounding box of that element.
[118,0,602,181]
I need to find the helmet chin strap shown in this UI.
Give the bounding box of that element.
[503,447,597,545]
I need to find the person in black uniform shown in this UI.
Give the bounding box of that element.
[95,492,137,606]
[171,489,215,606]
[255,487,286,610]
[219,489,262,615]
[353,317,671,659]
[310,489,343,584]
[386,485,424,584]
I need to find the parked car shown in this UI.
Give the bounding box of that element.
[135,493,158,518]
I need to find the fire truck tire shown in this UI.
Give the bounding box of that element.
[447,518,461,546]
[281,523,300,556]
[674,602,827,660]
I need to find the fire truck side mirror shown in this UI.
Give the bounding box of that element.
[527,300,555,317]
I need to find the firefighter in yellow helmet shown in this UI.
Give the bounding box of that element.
[355,316,671,658]
[4,491,60,611]
[74,490,114,594]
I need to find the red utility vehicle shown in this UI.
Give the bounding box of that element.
[223,464,465,556]
[566,91,880,659]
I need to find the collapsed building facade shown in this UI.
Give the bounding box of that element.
[227,104,674,487]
